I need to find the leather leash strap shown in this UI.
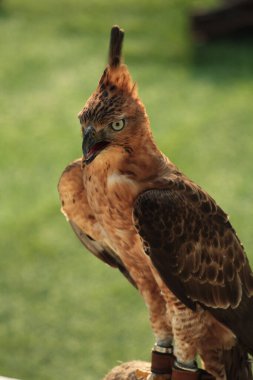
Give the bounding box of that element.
[151,351,175,375]
[171,368,215,380]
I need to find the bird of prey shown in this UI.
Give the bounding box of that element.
[58,26,253,380]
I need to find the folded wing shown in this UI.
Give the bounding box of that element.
[133,178,253,353]
[58,160,136,288]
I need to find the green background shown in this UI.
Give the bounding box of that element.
[0,0,252,379]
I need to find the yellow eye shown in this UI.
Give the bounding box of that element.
[110,119,125,131]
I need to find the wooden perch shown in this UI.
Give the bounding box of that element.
[103,361,171,380]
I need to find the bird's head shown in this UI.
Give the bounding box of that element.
[79,26,151,166]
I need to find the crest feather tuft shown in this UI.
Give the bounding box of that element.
[109,25,124,68]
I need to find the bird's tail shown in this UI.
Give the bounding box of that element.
[223,343,253,380]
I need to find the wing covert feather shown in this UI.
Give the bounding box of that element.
[133,180,253,312]
[133,180,253,352]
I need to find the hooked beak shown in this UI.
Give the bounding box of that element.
[82,125,109,165]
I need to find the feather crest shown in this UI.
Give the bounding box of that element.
[109,25,124,68]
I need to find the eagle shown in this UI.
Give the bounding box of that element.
[58,26,253,380]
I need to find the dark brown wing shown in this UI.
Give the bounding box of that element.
[133,178,253,353]
[58,160,136,288]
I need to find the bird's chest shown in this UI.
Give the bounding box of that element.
[84,168,140,236]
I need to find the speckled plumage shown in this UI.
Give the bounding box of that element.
[58,26,253,380]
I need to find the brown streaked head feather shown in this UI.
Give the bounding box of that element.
[79,25,142,126]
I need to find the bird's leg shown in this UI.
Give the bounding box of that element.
[139,280,175,377]
[125,258,173,345]
[138,268,176,378]
[142,288,173,343]
[125,266,174,379]
[170,309,215,380]
[135,286,175,378]
[171,307,198,372]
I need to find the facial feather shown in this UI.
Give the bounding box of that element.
[78,26,154,164]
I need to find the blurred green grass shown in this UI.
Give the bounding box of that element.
[0,0,253,379]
